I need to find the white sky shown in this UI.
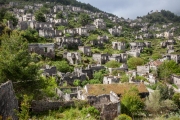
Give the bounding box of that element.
[77,0,180,19]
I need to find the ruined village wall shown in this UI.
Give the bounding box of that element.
[87,94,110,106]
[31,100,75,112]
[101,102,120,120]
[0,81,18,120]
[87,93,120,120]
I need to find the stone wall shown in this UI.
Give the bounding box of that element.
[31,100,75,112]
[87,94,110,106]
[87,93,120,120]
[0,81,18,120]
[100,102,120,120]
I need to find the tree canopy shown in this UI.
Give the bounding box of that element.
[127,57,144,69]
[0,7,18,26]
[158,60,180,81]
[35,11,46,22]
[121,87,145,117]
[79,13,91,26]
[105,60,122,68]
[0,32,39,83]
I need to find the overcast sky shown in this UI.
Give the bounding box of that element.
[77,0,180,19]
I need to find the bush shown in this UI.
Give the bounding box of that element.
[105,60,122,68]
[51,60,74,73]
[127,57,144,69]
[81,106,100,119]
[16,95,32,120]
[115,114,132,120]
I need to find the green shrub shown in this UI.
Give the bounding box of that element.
[115,114,132,120]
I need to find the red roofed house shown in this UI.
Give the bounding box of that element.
[149,60,162,70]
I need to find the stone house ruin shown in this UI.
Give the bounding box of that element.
[92,53,109,64]
[108,26,122,36]
[108,53,128,63]
[85,24,96,31]
[137,65,150,75]
[53,5,64,13]
[63,52,81,65]
[63,28,77,36]
[146,73,157,84]
[160,39,176,48]
[93,19,106,29]
[29,21,54,30]
[58,71,87,86]
[55,37,82,49]
[54,19,68,26]
[28,43,55,59]
[167,45,174,54]
[93,53,128,65]
[80,64,105,79]
[39,29,55,38]
[103,75,120,84]
[82,92,120,120]
[56,87,79,101]
[112,42,126,50]
[148,60,162,71]
[129,42,145,52]
[22,13,34,21]
[164,31,174,39]
[170,54,180,64]
[171,74,180,88]
[16,21,28,30]
[76,27,89,36]
[78,46,92,56]
[108,63,128,74]
[72,7,82,12]
[41,65,57,77]
[135,35,143,40]
[126,50,140,57]
[90,35,109,47]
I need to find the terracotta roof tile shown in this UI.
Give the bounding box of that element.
[150,60,162,66]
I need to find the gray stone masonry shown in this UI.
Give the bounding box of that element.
[58,71,86,86]
[108,26,122,36]
[55,37,82,49]
[81,64,105,79]
[0,81,18,120]
[93,19,106,29]
[56,87,79,101]
[170,54,180,64]
[103,76,120,84]
[92,54,109,64]
[86,92,120,120]
[53,5,64,13]
[63,52,81,65]
[17,21,28,30]
[31,100,75,112]
[76,27,89,36]
[129,42,145,52]
[171,74,180,88]
[78,46,92,56]
[112,42,126,50]
[137,65,150,75]
[41,65,57,77]
[28,43,55,59]
[160,39,176,48]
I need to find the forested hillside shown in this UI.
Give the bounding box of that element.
[141,10,180,23]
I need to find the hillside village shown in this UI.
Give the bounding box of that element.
[1,1,180,120]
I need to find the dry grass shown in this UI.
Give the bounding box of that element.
[86,83,148,96]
